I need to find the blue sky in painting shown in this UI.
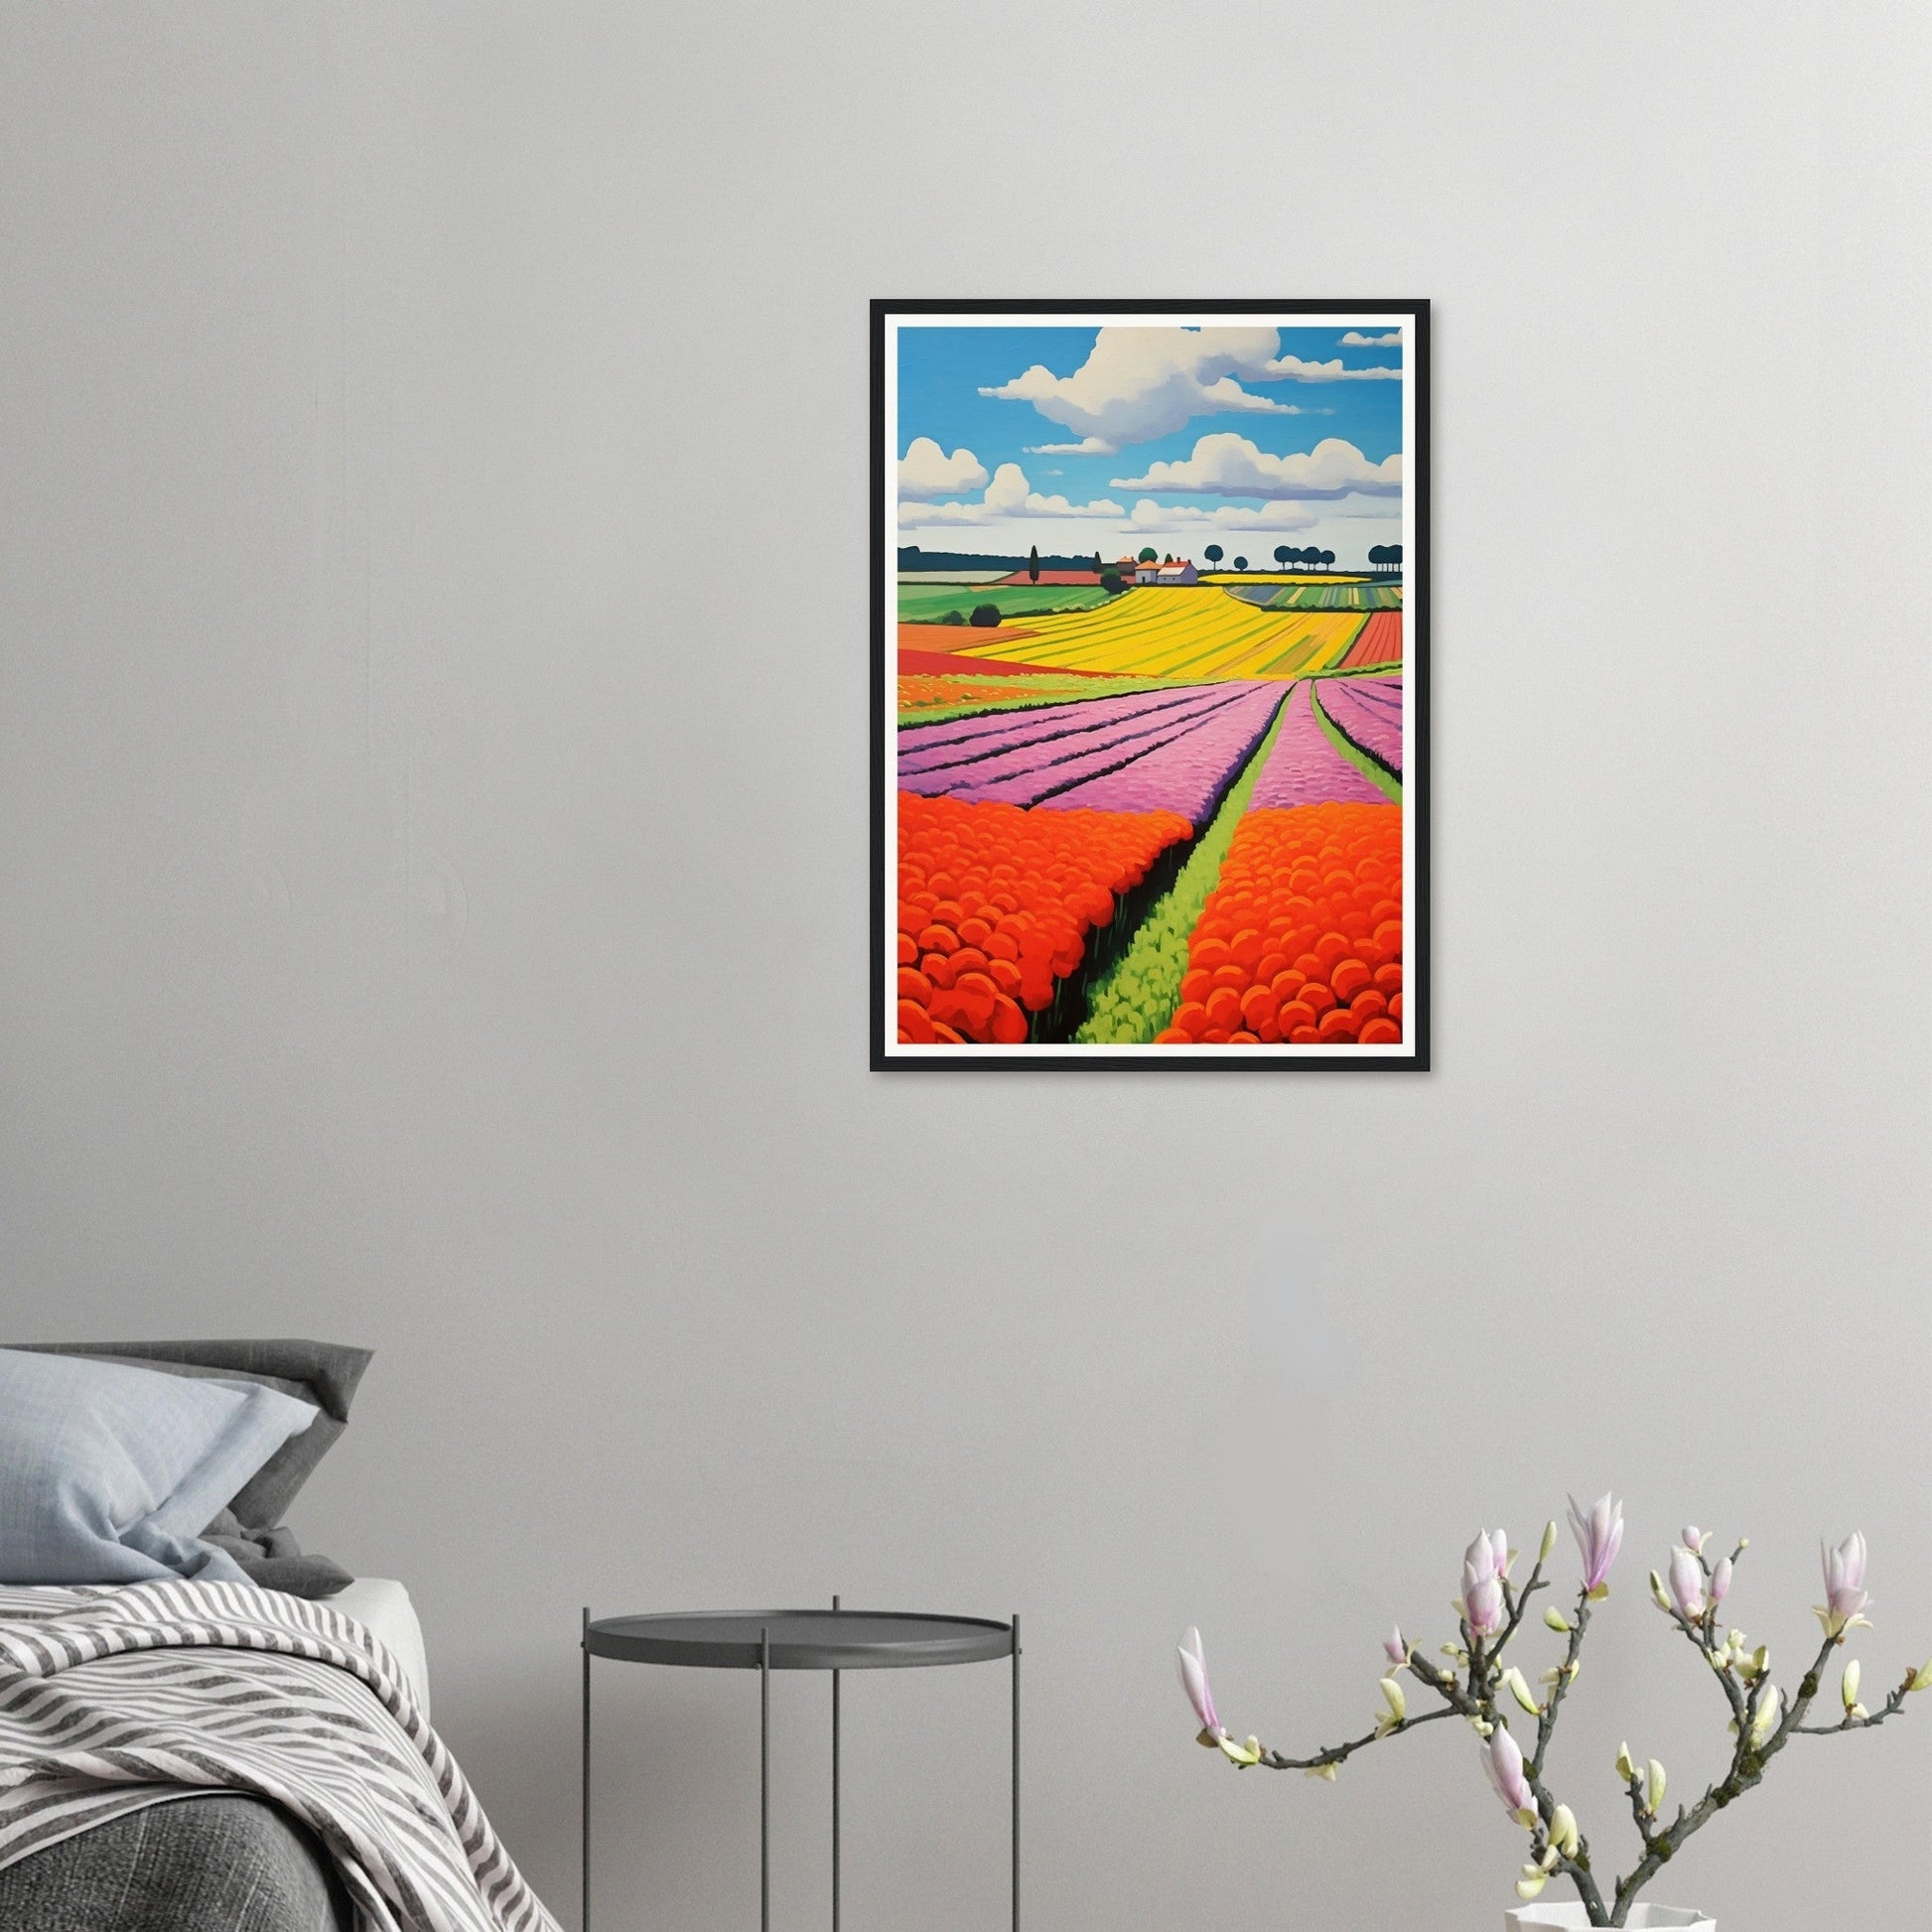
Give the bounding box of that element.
[895,323,1405,566]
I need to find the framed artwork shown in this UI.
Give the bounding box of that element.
[872,300,1428,1070]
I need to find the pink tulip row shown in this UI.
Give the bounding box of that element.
[897,683,1272,814]
[1314,675,1404,776]
[897,684,1222,776]
[1248,680,1391,809]
[1036,684,1286,828]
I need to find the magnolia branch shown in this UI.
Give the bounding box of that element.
[1256,1703,1457,1772]
[1176,1513,1925,1931]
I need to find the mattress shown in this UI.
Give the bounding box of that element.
[324,1576,431,1717]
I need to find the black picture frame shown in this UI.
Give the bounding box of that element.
[873,299,1429,1071]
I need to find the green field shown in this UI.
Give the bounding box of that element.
[1225,582,1403,613]
[897,583,1115,622]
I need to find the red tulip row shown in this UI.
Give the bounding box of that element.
[897,792,1190,1044]
[1158,801,1404,1046]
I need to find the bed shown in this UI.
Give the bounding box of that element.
[0,1342,555,1932]
[0,1579,435,1932]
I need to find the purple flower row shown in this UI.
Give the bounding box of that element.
[897,684,1215,770]
[934,686,1273,816]
[898,686,1232,784]
[1316,679,1403,776]
[1249,682,1391,808]
[1338,673,1401,712]
[1038,685,1288,828]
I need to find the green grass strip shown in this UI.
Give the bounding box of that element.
[898,694,1092,728]
[1073,693,1292,1044]
[897,585,1111,622]
[1310,684,1403,802]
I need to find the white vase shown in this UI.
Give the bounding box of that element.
[1506,1907,1715,1931]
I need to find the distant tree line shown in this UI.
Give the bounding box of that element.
[1366,544,1404,576]
[899,545,1103,573]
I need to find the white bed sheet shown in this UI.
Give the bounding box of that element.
[325,1577,431,1718]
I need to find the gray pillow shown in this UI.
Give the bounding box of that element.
[13,1339,371,1528]
[0,1347,319,1586]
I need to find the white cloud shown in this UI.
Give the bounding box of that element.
[1111,434,1402,500]
[1259,353,1399,381]
[979,327,1397,451]
[897,461,1122,526]
[897,437,989,499]
[1340,330,1402,347]
[1122,498,1318,534]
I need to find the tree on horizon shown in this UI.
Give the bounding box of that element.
[1203,543,1224,571]
[1138,546,1159,563]
[1028,544,1040,583]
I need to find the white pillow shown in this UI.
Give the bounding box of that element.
[0,1346,318,1585]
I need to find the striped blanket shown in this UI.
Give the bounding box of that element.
[0,1579,558,1932]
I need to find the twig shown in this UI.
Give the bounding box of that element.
[1256,1703,1457,1772]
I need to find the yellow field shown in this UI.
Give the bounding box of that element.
[950,586,1365,680]
[1243,611,1373,676]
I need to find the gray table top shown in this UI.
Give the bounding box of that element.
[586,1609,1015,1671]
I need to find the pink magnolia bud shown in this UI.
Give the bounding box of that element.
[1710,1557,1732,1605]
[1383,1625,1407,1666]
[1667,1546,1707,1618]
[1176,1627,1221,1736]
[1681,1526,1708,1555]
[1568,1493,1625,1590]
[1462,1531,1507,1636]
[1480,1724,1535,1820]
[1824,1533,1868,1617]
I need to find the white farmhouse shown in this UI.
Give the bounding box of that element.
[1133,559,1198,586]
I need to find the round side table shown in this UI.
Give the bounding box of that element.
[581,1600,1020,1932]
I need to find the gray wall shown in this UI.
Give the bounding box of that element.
[3,4,1928,1927]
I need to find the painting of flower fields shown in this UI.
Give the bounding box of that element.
[873,303,1427,1069]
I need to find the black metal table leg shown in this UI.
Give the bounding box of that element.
[760,1626,770,1932]
[1011,1612,1020,1932]
[831,1595,841,1932]
[581,1606,592,1932]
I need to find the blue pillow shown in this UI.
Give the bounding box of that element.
[0,1346,319,1586]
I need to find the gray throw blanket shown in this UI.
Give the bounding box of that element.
[0,1579,559,1932]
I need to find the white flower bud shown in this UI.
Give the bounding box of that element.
[1550,1803,1580,1857]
